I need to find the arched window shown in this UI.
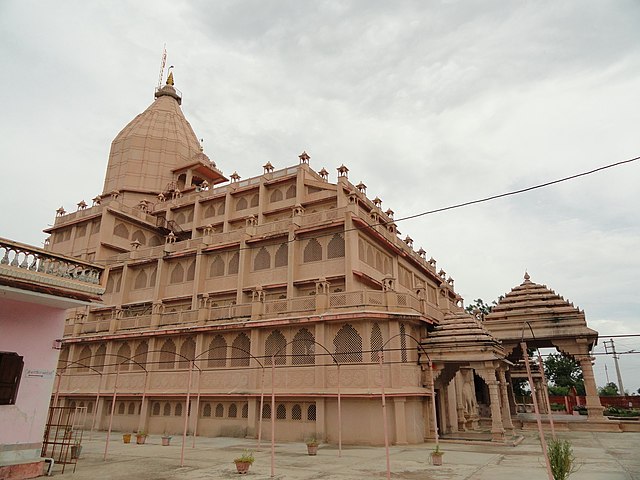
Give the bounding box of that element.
[236,197,248,211]
[133,341,148,370]
[93,344,106,372]
[202,403,212,417]
[375,252,383,272]
[132,229,146,245]
[366,245,374,266]
[118,402,125,415]
[134,269,147,289]
[327,234,345,259]
[228,403,238,418]
[400,323,407,363]
[275,243,288,267]
[215,403,224,418]
[291,404,302,420]
[262,404,271,419]
[228,252,239,275]
[170,263,184,284]
[149,235,162,247]
[333,324,363,363]
[231,333,250,366]
[270,189,283,202]
[276,404,286,420]
[128,402,136,415]
[254,247,271,271]
[292,328,315,365]
[149,267,157,286]
[218,203,225,215]
[159,339,176,370]
[209,255,225,277]
[113,223,129,239]
[178,337,196,369]
[285,185,296,199]
[307,404,316,421]
[370,323,383,362]
[116,343,131,371]
[163,403,172,416]
[186,260,196,282]
[175,403,183,416]
[303,239,322,263]
[77,346,92,372]
[241,403,248,419]
[250,194,259,207]
[204,204,216,218]
[174,212,186,225]
[58,347,69,371]
[105,276,115,294]
[207,335,227,367]
[265,330,286,365]
[152,402,161,416]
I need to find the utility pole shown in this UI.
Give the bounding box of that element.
[603,339,625,395]
[604,364,610,384]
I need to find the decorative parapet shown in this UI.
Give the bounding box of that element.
[0,237,104,302]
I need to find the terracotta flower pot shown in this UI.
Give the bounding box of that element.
[122,433,131,444]
[136,434,147,445]
[234,460,251,474]
[431,453,444,466]
[70,445,82,459]
[161,436,171,446]
[307,444,318,456]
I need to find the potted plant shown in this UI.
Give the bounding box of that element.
[430,444,444,466]
[122,433,132,444]
[306,437,319,456]
[233,450,254,474]
[70,441,82,459]
[135,431,148,445]
[547,438,577,480]
[161,433,172,446]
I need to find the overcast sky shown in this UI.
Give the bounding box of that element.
[1,0,639,393]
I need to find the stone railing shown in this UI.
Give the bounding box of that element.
[0,237,102,285]
[65,287,442,339]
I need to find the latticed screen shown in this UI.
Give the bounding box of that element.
[333,324,363,363]
[175,403,183,416]
[303,239,323,262]
[292,328,315,365]
[133,342,148,370]
[291,404,302,420]
[202,403,212,417]
[209,255,225,277]
[215,403,224,417]
[242,403,248,418]
[229,404,238,418]
[262,404,271,419]
[152,402,161,416]
[228,252,240,274]
[254,247,271,271]
[163,403,171,416]
[265,330,287,365]
[327,234,345,259]
[400,324,407,362]
[231,333,250,366]
[159,339,176,369]
[208,335,227,367]
[276,404,287,419]
[275,243,288,267]
[116,343,131,371]
[178,338,196,368]
[370,323,383,362]
[307,404,316,421]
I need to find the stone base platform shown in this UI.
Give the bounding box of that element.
[0,460,44,480]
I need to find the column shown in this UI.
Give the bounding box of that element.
[577,353,605,420]
[478,368,505,442]
[497,368,515,436]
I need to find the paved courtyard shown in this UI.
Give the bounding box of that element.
[52,430,640,479]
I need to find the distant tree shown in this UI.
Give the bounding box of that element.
[464,298,493,320]
[637,387,640,395]
[598,382,619,396]
[544,353,585,395]
[512,378,530,397]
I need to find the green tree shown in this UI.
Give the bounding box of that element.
[598,382,619,396]
[544,353,585,395]
[464,298,493,319]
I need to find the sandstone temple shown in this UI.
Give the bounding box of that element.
[44,72,610,445]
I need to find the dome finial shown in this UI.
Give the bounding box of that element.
[524,271,531,282]
[166,65,175,86]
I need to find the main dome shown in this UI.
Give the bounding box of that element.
[102,80,202,195]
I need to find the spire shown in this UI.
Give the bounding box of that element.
[524,271,531,282]
[166,69,174,86]
[154,66,181,105]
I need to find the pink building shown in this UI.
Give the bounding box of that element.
[0,238,103,479]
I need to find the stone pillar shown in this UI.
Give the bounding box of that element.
[246,397,257,438]
[477,367,505,442]
[497,368,515,436]
[534,379,547,414]
[393,397,408,445]
[577,353,605,420]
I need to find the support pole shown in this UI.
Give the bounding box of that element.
[180,361,194,467]
[521,342,553,480]
[91,374,103,439]
[379,352,391,480]
[103,368,120,461]
[258,368,265,448]
[536,351,556,439]
[429,359,439,446]
[270,359,275,478]
[337,364,342,458]
[192,369,202,449]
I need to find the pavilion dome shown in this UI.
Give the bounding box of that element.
[102,75,202,196]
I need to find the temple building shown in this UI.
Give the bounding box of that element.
[44,73,610,446]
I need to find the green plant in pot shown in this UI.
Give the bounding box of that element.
[233,450,254,474]
[306,436,319,456]
[135,431,148,445]
[547,438,577,480]
[430,444,444,466]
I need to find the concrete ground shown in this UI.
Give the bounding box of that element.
[52,430,640,480]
